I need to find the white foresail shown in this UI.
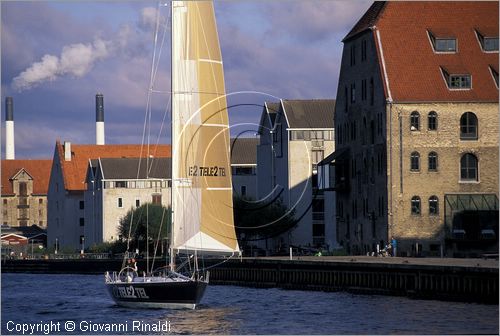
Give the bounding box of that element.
[171,1,239,255]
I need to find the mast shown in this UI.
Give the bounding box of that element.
[169,0,176,271]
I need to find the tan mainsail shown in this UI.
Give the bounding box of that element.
[171,1,239,254]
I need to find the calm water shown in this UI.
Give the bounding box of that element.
[1,273,498,335]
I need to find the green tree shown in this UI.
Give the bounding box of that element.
[233,196,297,241]
[118,203,171,247]
[88,241,127,254]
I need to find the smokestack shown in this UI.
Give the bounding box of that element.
[64,141,72,161]
[96,93,105,145]
[5,97,15,160]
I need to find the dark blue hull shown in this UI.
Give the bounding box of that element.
[106,279,208,309]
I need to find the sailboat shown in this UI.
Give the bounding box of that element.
[105,0,240,309]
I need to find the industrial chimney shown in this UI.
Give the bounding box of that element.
[5,97,15,160]
[95,93,105,145]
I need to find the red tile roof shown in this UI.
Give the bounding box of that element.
[1,160,52,196]
[343,1,387,42]
[348,1,499,102]
[55,141,171,192]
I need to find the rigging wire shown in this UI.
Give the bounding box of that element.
[147,3,171,270]
[145,1,164,275]
[198,254,235,272]
[126,1,166,262]
[150,206,169,272]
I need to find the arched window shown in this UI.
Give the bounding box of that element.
[460,112,478,140]
[428,152,438,171]
[428,111,438,130]
[429,196,439,215]
[411,196,421,215]
[460,153,478,181]
[410,152,420,171]
[410,111,420,131]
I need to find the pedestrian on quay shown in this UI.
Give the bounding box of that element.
[391,237,397,257]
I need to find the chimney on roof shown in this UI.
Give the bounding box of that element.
[5,97,15,160]
[95,93,105,145]
[64,141,72,161]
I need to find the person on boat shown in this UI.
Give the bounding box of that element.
[131,258,138,272]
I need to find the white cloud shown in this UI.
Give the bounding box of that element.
[141,7,159,31]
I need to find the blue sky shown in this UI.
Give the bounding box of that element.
[1,0,371,159]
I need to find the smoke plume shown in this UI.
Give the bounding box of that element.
[11,6,162,91]
[12,38,112,91]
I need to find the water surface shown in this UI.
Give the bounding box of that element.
[2,274,498,334]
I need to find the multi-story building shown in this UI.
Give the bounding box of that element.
[84,157,171,247]
[231,137,258,200]
[257,99,337,251]
[82,139,260,248]
[47,141,171,250]
[331,1,498,256]
[1,97,52,229]
[1,160,52,228]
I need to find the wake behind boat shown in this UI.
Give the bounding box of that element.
[105,0,240,309]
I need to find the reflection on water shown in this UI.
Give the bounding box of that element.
[165,307,239,335]
[2,274,498,335]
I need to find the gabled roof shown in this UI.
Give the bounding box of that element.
[5,224,47,239]
[258,102,280,135]
[1,233,28,240]
[230,138,259,165]
[1,160,52,196]
[266,102,280,126]
[98,157,171,180]
[281,99,335,129]
[258,100,335,132]
[55,141,171,192]
[343,1,387,42]
[346,1,499,102]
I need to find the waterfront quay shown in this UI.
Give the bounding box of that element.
[2,256,498,304]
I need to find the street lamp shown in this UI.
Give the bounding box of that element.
[55,238,58,255]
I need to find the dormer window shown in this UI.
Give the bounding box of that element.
[450,75,471,89]
[435,39,456,52]
[440,67,471,90]
[475,29,499,52]
[428,31,457,52]
[484,38,499,51]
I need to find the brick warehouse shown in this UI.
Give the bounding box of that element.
[327,1,498,256]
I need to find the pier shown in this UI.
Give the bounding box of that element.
[208,256,498,304]
[2,256,498,304]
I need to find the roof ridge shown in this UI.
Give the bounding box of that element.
[342,1,387,42]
